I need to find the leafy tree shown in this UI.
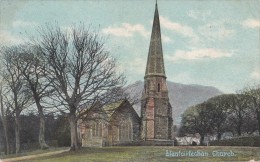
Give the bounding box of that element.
[180,103,212,145]
[179,106,197,136]
[180,87,259,143]
[241,108,258,135]
[226,94,249,136]
[195,103,213,145]
[206,95,230,140]
[242,85,260,135]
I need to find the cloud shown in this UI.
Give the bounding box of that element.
[0,1,28,28]
[159,16,199,43]
[0,30,25,45]
[250,70,260,80]
[160,16,199,44]
[187,10,212,21]
[12,20,38,28]
[166,48,232,61]
[198,21,234,40]
[187,10,198,20]
[161,34,172,43]
[102,23,149,38]
[242,18,260,28]
[121,57,145,75]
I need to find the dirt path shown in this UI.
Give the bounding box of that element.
[1,149,69,162]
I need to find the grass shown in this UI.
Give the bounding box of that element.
[5,146,259,162]
[0,147,68,159]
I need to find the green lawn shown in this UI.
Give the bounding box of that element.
[12,146,260,162]
[0,147,68,160]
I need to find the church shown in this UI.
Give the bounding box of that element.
[78,2,173,147]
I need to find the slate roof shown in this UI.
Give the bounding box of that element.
[102,100,125,118]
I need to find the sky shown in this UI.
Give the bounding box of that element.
[0,0,259,93]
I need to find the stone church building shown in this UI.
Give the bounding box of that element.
[78,2,173,146]
[78,100,140,146]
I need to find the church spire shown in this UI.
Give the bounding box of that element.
[141,1,173,142]
[145,1,166,78]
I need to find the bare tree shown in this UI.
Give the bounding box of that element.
[10,45,52,149]
[97,86,139,106]
[1,46,32,154]
[35,24,125,151]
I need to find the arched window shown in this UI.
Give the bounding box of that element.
[92,122,102,137]
[98,123,102,137]
[119,121,132,141]
[158,83,160,92]
[91,123,95,136]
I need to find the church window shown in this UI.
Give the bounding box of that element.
[99,123,102,137]
[119,121,132,141]
[91,124,95,136]
[158,83,160,92]
[95,122,99,136]
[92,122,102,137]
[87,128,91,138]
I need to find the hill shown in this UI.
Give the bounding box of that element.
[125,81,223,125]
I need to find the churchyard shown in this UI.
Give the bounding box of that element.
[1,146,260,162]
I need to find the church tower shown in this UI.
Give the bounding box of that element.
[141,1,173,142]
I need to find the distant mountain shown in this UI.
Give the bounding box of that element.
[125,80,223,125]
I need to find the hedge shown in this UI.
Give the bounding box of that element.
[210,136,260,147]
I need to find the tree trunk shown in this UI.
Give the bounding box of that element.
[39,110,49,149]
[2,116,9,155]
[0,97,9,154]
[3,120,10,155]
[257,109,260,136]
[217,132,222,140]
[2,115,10,155]
[36,100,49,150]
[69,113,79,151]
[237,121,242,136]
[15,112,20,154]
[237,112,242,136]
[200,134,204,146]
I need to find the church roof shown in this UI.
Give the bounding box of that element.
[145,2,166,78]
[79,99,140,121]
[102,100,125,118]
[103,99,140,120]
